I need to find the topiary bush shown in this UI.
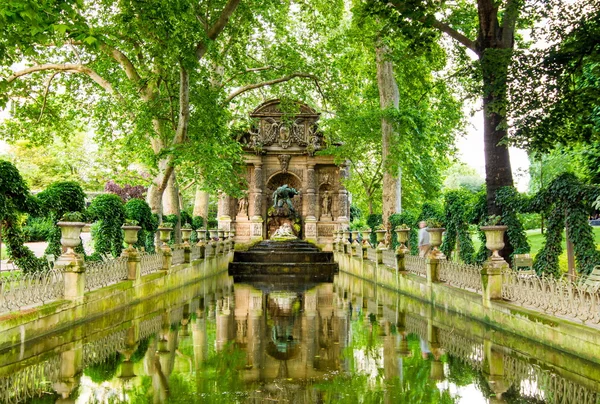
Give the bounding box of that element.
[440,190,476,264]
[37,181,86,257]
[124,199,157,252]
[23,216,54,242]
[87,194,125,259]
[0,160,45,273]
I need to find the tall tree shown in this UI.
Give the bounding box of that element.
[367,0,531,216]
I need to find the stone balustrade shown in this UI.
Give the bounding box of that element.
[0,226,233,317]
[335,228,600,326]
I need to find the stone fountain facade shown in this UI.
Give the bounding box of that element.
[217,99,349,250]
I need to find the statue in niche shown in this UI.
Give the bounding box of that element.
[272,184,299,213]
[321,191,331,216]
[237,196,248,216]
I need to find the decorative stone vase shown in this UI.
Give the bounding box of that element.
[374,230,387,249]
[229,230,236,240]
[57,221,86,255]
[209,229,219,240]
[361,230,372,247]
[351,230,360,244]
[122,225,142,250]
[480,225,508,260]
[181,228,193,246]
[333,230,341,244]
[426,228,445,258]
[196,229,207,246]
[218,229,225,240]
[158,227,173,244]
[395,228,410,253]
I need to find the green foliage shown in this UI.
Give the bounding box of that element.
[36,181,86,257]
[124,198,157,252]
[530,173,600,276]
[0,160,45,272]
[22,216,53,242]
[495,187,530,256]
[440,190,476,263]
[60,211,84,222]
[518,213,542,231]
[83,352,123,384]
[130,336,151,363]
[87,194,125,259]
[366,214,383,230]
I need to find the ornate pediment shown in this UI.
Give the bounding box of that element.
[241,99,325,155]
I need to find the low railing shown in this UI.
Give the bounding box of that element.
[382,250,397,269]
[504,354,599,404]
[190,246,203,261]
[83,329,127,367]
[439,260,483,294]
[172,248,185,265]
[405,255,427,278]
[502,270,600,324]
[139,315,163,340]
[140,252,163,276]
[437,328,484,371]
[0,269,64,314]
[85,257,128,292]
[405,313,428,340]
[0,353,61,404]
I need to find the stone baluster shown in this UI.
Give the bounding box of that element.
[56,222,86,302]
[251,162,264,240]
[305,164,318,242]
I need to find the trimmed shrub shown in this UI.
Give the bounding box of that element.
[87,194,125,259]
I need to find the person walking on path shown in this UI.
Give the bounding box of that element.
[418,221,431,257]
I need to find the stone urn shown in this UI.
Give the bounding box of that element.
[351,230,360,243]
[57,221,86,255]
[426,228,445,258]
[333,230,341,244]
[395,227,410,253]
[480,225,508,260]
[218,229,225,241]
[361,229,372,247]
[374,229,387,249]
[158,227,173,244]
[181,227,193,246]
[209,229,219,240]
[229,230,236,240]
[122,225,142,250]
[196,229,207,246]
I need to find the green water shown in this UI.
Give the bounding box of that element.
[1,272,599,403]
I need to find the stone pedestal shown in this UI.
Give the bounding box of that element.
[250,217,264,241]
[305,217,317,242]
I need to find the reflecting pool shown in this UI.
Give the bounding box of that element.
[1,272,600,403]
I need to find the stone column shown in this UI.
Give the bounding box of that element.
[53,340,83,404]
[337,163,350,224]
[218,193,232,231]
[305,164,318,242]
[482,256,509,308]
[251,162,264,240]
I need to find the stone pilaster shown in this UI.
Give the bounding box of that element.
[218,193,232,231]
[306,164,317,220]
[337,163,350,223]
[251,162,264,240]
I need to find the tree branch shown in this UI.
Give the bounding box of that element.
[37,72,59,123]
[501,0,521,46]
[221,66,277,86]
[6,63,125,102]
[195,0,241,60]
[224,73,319,104]
[429,18,478,54]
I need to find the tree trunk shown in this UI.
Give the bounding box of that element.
[376,44,400,226]
[193,186,210,226]
[163,171,180,215]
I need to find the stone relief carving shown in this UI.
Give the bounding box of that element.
[278,154,291,173]
[237,196,248,216]
[321,191,331,216]
[318,225,334,237]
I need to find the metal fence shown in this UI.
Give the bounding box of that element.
[0,269,64,314]
[0,354,61,404]
[140,252,163,276]
[439,260,483,294]
[405,255,427,278]
[504,354,599,404]
[437,328,484,371]
[502,270,600,324]
[84,256,128,292]
[83,329,127,368]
